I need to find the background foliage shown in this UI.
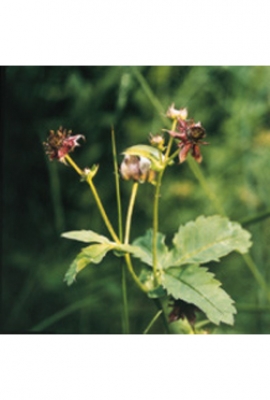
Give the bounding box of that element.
[3,66,270,333]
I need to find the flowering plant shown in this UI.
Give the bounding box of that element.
[43,104,252,334]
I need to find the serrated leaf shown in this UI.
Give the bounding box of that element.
[132,229,169,269]
[64,243,113,286]
[63,240,146,286]
[162,264,236,325]
[81,243,114,260]
[61,230,111,244]
[165,215,252,268]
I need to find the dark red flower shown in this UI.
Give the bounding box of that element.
[43,127,85,164]
[168,118,208,163]
[168,299,200,325]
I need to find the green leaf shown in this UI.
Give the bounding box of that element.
[148,285,167,299]
[111,243,147,260]
[113,243,143,255]
[132,229,169,269]
[64,243,113,286]
[63,240,146,286]
[61,230,111,244]
[162,264,236,325]
[61,231,142,256]
[122,144,164,171]
[139,267,167,298]
[165,215,252,268]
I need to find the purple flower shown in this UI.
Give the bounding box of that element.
[43,127,85,164]
[168,116,208,163]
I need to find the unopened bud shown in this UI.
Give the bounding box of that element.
[166,104,188,120]
[149,133,165,151]
[120,155,156,184]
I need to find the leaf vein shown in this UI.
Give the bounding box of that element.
[172,234,235,265]
[165,270,227,317]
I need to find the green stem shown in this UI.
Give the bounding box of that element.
[123,182,148,293]
[111,127,123,242]
[153,299,170,333]
[152,170,164,283]
[121,261,129,334]
[240,209,270,226]
[86,168,146,293]
[64,154,84,176]
[65,154,120,244]
[152,119,177,284]
[164,119,177,159]
[143,310,163,334]
[124,253,148,293]
[166,148,183,166]
[86,176,120,244]
[242,253,270,302]
[111,128,129,334]
[124,182,139,244]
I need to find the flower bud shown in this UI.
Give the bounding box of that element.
[149,133,165,151]
[166,104,188,120]
[120,155,156,183]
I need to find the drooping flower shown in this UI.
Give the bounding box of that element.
[43,127,85,164]
[120,154,156,183]
[167,117,208,163]
[168,298,200,325]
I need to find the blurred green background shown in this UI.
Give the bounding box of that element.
[2,66,270,334]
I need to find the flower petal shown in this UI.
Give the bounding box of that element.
[192,144,203,163]
[167,130,187,141]
[43,128,85,162]
[179,143,193,163]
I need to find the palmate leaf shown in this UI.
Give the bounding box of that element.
[164,215,252,268]
[162,264,236,325]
